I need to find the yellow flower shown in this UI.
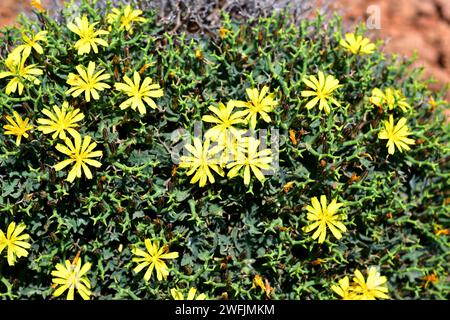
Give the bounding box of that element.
[226,137,273,185]
[53,132,103,183]
[339,33,376,55]
[252,274,265,292]
[233,86,277,129]
[378,115,415,155]
[301,71,342,115]
[31,0,46,13]
[331,276,359,300]
[369,88,411,112]
[0,48,43,95]
[303,195,346,244]
[0,222,31,266]
[179,138,224,187]
[132,239,179,281]
[114,71,163,115]
[353,267,389,300]
[51,255,92,300]
[67,15,109,55]
[106,5,147,34]
[3,111,33,146]
[233,86,278,129]
[37,102,84,139]
[66,61,111,102]
[219,27,231,38]
[215,129,248,167]
[202,101,247,143]
[16,30,48,56]
[171,287,206,300]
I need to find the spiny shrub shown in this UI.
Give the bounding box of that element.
[0,0,448,300]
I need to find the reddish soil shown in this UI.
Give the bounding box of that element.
[334,0,450,100]
[1,0,449,101]
[0,0,29,26]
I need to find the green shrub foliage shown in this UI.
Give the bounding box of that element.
[0,0,448,299]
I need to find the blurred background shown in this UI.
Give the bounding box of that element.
[0,0,449,100]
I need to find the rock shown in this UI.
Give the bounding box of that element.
[437,22,450,71]
[436,0,450,22]
[388,0,418,21]
[416,0,437,16]
[334,0,450,102]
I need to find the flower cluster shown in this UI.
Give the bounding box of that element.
[106,5,147,34]
[0,222,31,266]
[180,86,276,187]
[370,88,414,154]
[297,32,415,250]
[370,87,411,112]
[339,33,376,55]
[51,253,92,300]
[0,6,170,299]
[2,0,437,300]
[0,48,43,95]
[300,35,415,156]
[1,11,162,183]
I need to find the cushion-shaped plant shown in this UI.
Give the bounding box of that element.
[0,0,448,300]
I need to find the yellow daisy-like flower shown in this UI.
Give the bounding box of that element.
[202,101,247,143]
[66,61,111,102]
[219,27,231,39]
[114,71,163,115]
[339,33,376,55]
[53,132,103,183]
[378,115,415,155]
[331,276,359,300]
[301,72,342,115]
[37,102,84,139]
[16,30,48,56]
[3,110,33,146]
[353,267,389,300]
[31,0,46,13]
[171,287,207,300]
[132,239,179,282]
[0,48,43,95]
[233,86,277,129]
[215,129,248,167]
[51,256,92,300]
[252,274,266,293]
[227,137,273,185]
[67,15,109,55]
[0,222,31,266]
[106,5,147,34]
[369,88,411,112]
[302,195,346,244]
[179,138,224,187]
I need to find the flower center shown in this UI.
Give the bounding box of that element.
[57,118,70,131]
[67,270,80,288]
